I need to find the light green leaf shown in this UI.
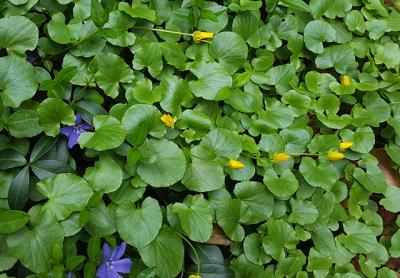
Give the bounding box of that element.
[6,208,64,273]
[188,61,232,100]
[243,233,271,265]
[6,110,42,138]
[0,210,30,234]
[116,197,163,248]
[0,56,38,108]
[182,157,225,192]
[132,42,163,78]
[137,139,186,187]
[234,181,274,224]
[0,16,38,54]
[338,221,378,254]
[199,128,242,161]
[379,187,400,213]
[78,115,125,151]
[37,98,75,136]
[288,199,318,225]
[95,52,135,98]
[299,157,338,191]
[315,45,355,74]
[304,20,336,54]
[122,104,164,146]
[209,32,248,74]
[374,43,400,70]
[84,154,123,193]
[353,162,387,193]
[172,194,213,242]
[216,199,244,242]
[138,225,184,278]
[263,169,299,197]
[37,173,93,220]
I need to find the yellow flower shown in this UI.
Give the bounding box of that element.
[273,152,291,163]
[341,75,351,87]
[339,141,353,150]
[228,159,245,170]
[327,150,345,161]
[189,275,201,278]
[160,114,175,128]
[192,31,214,43]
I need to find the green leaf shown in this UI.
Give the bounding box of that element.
[234,181,274,224]
[315,45,355,74]
[253,64,295,94]
[340,127,375,153]
[374,43,400,70]
[279,0,309,12]
[345,10,365,33]
[0,16,38,54]
[6,109,42,138]
[6,208,64,273]
[132,42,163,78]
[230,254,270,278]
[299,157,338,191]
[209,32,248,74]
[37,98,75,136]
[379,187,400,213]
[262,219,298,261]
[118,2,156,22]
[95,52,135,98]
[199,128,242,161]
[188,61,232,100]
[338,221,378,254]
[136,139,186,187]
[37,173,93,220]
[216,199,244,242]
[353,162,387,193]
[85,201,117,236]
[116,197,163,248]
[0,234,17,271]
[122,104,164,146]
[0,56,38,108]
[389,229,400,258]
[47,12,75,44]
[8,166,29,210]
[0,210,30,234]
[78,115,126,151]
[172,194,213,242]
[288,199,319,225]
[182,157,225,192]
[263,169,299,197]
[0,150,26,170]
[84,154,123,193]
[159,76,188,116]
[243,233,271,265]
[102,11,136,47]
[304,20,336,54]
[138,225,184,278]
[126,79,160,105]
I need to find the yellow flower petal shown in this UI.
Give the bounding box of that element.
[160,114,175,128]
[189,275,201,278]
[339,141,353,150]
[327,150,345,161]
[192,31,214,43]
[273,152,291,163]
[228,159,245,170]
[341,75,351,87]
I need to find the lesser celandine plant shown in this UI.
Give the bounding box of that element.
[0,0,400,277]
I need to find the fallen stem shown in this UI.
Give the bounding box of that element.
[178,233,200,276]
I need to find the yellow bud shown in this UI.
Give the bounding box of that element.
[341,75,351,87]
[327,150,345,161]
[188,275,201,278]
[273,152,291,163]
[160,114,175,128]
[192,31,214,43]
[228,159,245,170]
[339,141,353,150]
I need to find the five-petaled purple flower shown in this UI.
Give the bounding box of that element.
[96,242,132,278]
[60,114,93,149]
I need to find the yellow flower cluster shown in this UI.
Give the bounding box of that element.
[192,31,214,43]
[228,159,245,170]
[160,114,175,128]
[341,75,351,87]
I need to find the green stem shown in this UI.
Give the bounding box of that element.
[288,152,319,157]
[131,26,193,36]
[178,233,200,276]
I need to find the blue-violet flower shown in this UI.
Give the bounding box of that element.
[60,114,93,149]
[96,242,132,278]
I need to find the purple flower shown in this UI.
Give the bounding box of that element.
[96,242,132,278]
[60,114,93,149]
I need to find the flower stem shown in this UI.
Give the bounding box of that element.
[178,233,201,276]
[131,26,193,36]
[288,152,319,157]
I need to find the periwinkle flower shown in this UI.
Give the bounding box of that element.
[60,114,93,149]
[96,242,132,278]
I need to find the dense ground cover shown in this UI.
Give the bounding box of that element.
[1,0,400,277]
